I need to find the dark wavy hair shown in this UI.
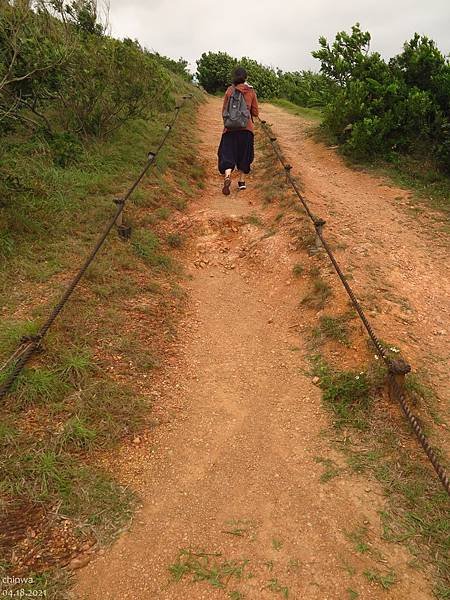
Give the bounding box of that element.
[232,67,247,85]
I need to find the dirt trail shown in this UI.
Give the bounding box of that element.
[261,103,450,420]
[73,97,437,599]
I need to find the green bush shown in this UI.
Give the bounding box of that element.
[0,2,173,139]
[196,51,279,100]
[278,70,336,108]
[313,24,450,172]
[196,51,237,93]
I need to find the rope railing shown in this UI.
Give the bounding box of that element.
[258,117,449,496]
[0,94,193,401]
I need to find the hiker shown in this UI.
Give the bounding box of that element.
[218,67,259,195]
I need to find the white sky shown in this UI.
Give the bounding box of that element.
[107,0,450,73]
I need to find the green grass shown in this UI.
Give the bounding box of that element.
[0,77,205,595]
[167,232,184,248]
[132,229,173,270]
[301,277,332,309]
[314,456,341,483]
[363,569,396,590]
[313,314,351,346]
[246,213,263,227]
[292,263,304,277]
[310,356,381,431]
[269,98,323,122]
[272,538,283,551]
[168,549,249,590]
[368,155,450,219]
[346,526,370,554]
[263,578,289,598]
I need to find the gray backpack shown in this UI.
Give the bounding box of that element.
[223,86,250,130]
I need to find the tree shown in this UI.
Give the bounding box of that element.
[196,51,236,93]
[312,23,371,85]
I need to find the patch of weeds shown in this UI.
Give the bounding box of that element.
[301,278,332,309]
[9,367,69,409]
[315,351,450,593]
[272,538,283,551]
[287,559,300,573]
[263,578,289,598]
[168,549,249,590]
[62,379,148,449]
[263,185,279,204]
[154,206,171,220]
[265,560,274,571]
[116,334,161,370]
[341,559,356,577]
[292,263,304,277]
[311,357,373,430]
[314,456,341,483]
[269,98,323,122]
[176,176,194,197]
[346,526,370,554]
[405,372,444,425]
[171,195,187,211]
[0,418,18,447]
[171,283,186,299]
[0,230,14,258]
[1,439,135,543]
[0,319,40,356]
[347,589,359,599]
[246,213,263,227]
[262,227,277,239]
[60,415,97,450]
[132,229,172,270]
[347,450,383,474]
[129,189,148,207]
[54,348,95,386]
[313,315,351,346]
[275,212,284,222]
[363,569,396,590]
[435,583,450,599]
[222,519,257,541]
[167,233,183,248]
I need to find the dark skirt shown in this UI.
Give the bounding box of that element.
[218,130,254,175]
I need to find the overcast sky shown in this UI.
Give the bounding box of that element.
[107,0,450,73]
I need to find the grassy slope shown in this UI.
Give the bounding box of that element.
[268,98,322,121]
[0,75,205,596]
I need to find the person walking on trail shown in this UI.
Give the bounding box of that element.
[218,67,259,196]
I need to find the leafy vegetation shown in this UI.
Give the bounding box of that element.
[0,2,203,596]
[196,51,280,99]
[313,24,450,174]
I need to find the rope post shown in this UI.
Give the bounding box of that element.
[114,198,131,240]
[284,164,292,184]
[388,358,411,402]
[313,218,326,252]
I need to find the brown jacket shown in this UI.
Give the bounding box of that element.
[222,83,259,133]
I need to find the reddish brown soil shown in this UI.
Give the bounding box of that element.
[72,97,448,599]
